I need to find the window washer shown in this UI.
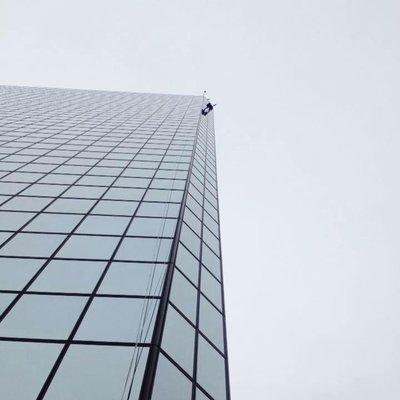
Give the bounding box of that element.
[201,102,216,116]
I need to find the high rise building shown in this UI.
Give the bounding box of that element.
[0,85,230,400]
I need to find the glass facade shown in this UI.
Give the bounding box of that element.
[0,85,230,400]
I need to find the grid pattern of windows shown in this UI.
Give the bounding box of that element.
[0,85,229,400]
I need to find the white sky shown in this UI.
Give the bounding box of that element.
[1,1,400,399]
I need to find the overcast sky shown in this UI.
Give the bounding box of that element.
[1,1,400,399]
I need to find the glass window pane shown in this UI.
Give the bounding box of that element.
[0,258,44,290]
[90,200,138,216]
[201,267,222,310]
[103,187,145,201]
[23,184,68,197]
[152,353,192,400]
[23,213,83,233]
[137,202,180,218]
[197,336,227,400]
[170,270,197,322]
[180,224,200,258]
[0,293,17,314]
[0,341,62,400]
[76,297,158,343]
[202,244,221,280]
[1,196,53,212]
[46,198,96,214]
[127,217,177,237]
[0,294,86,339]
[175,244,199,285]
[144,189,183,203]
[44,345,148,400]
[162,306,195,374]
[0,211,33,230]
[183,208,202,236]
[116,237,172,262]
[56,235,119,260]
[199,296,225,352]
[203,226,220,256]
[0,233,67,257]
[99,262,166,296]
[62,186,106,199]
[76,215,130,235]
[30,260,105,293]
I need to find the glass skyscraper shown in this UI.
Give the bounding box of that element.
[0,85,230,400]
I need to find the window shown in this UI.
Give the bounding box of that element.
[76,297,158,343]
[180,224,200,259]
[0,341,62,400]
[46,198,96,214]
[99,262,166,296]
[162,306,195,374]
[90,200,138,216]
[0,294,86,339]
[56,235,119,260]
[116,237,172,262]
[127,217,177,237]
[151,353,192,400]
[170,270,197,322]
[24,213,83,233]
[199,295,225,352]
[30,260,105,293]
[76,215,130,235]
[0,258,44,290]
[175,244,199,285]
[197,336,227,400]
[201,267,222,310]
[137,202,180,218]
[44,345,148,400]
[0,233,67,257]
[0,211,33,231]
[103,187,145,201]
[1,196,53,212]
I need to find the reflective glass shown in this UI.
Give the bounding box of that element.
[0,211,33,230]
[137,202,180,218]
[1,196,53,212]
[152,353,192,400]
[76,215,130,235]
[199,296,225,352]
[56,235,119,260]
[76,297,158,343]
[197,336,227,400]
[162,306,195,374]
[24,213,83,233]
[44,345,148,400]
[116,237,172,262]
[170,270,197,322]
[0,293,16,314]
[90,200,138,216]
[128,217,177,237]
[30,260,105,293]
[180,223,201,258]
[99,262,166,296]
[0,258,44,290]
[0,233,67,257]
[0,341,62,400]
[46,198,96,214]
[201,267,222,310]
[175,244,199,285]
[0,294,86,339]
